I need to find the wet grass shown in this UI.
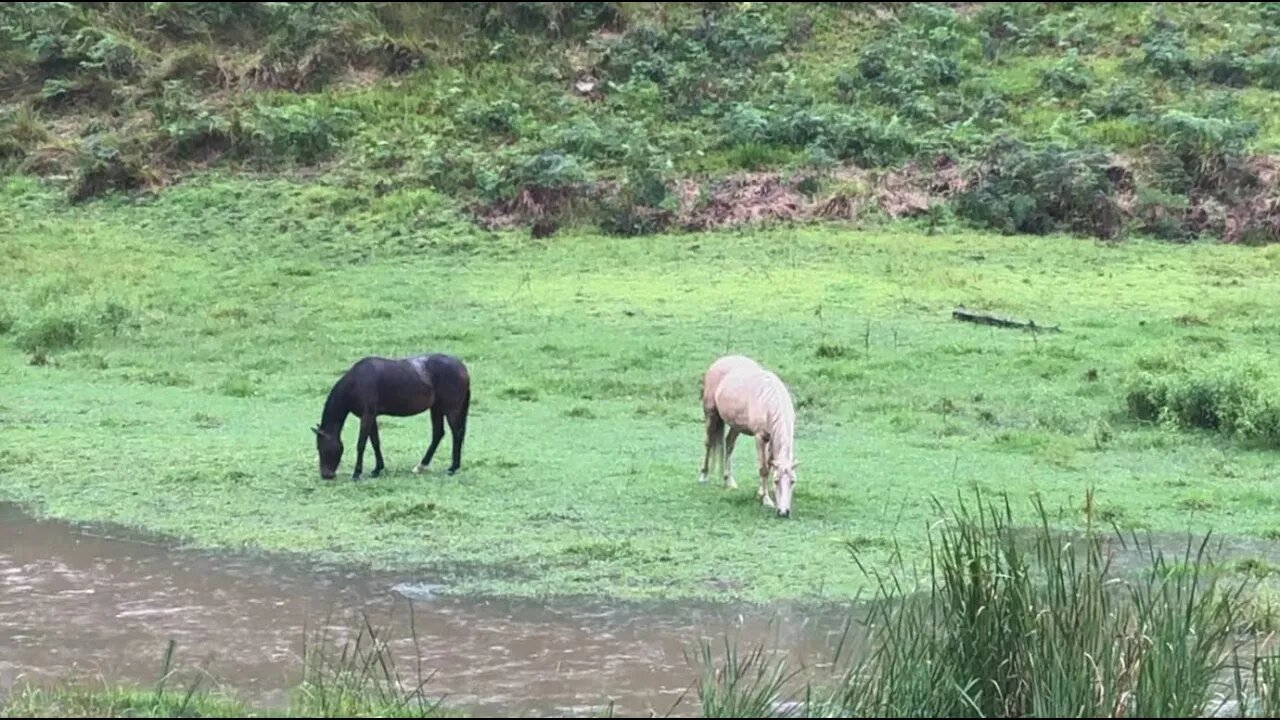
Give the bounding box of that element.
[3,174,1280,602]
[0,687,249,718]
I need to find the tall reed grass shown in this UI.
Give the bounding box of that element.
[294,605,450,718]
[692,489,1279,718]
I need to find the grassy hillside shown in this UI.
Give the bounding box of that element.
[2,2,1280,242]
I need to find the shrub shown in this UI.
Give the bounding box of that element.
[1040,49,1094,98]
[1146,110,1259,196]
[595,149,673,237]
[1125,354,1280,448]
[1252,48,1280,90]
[953,137,1123,239]
[596,3,794,117]
[142,2,268,41]
[68,132,150,202]
[855,10,969,112]
[16,311,87,356]
[1138,14,1193,81]
[1201,50,1252,88]
[1133,186,1193,242]
[245,101,357,165]
[0,4,145,81]
[1084,81,1150,120]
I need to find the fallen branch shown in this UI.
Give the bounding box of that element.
[952,306,1061,333]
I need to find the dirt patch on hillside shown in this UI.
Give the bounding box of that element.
[475,151,1280,245]
[476,158,972,235]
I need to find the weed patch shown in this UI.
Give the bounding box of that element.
[1125,354,1280,448]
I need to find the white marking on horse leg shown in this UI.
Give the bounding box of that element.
[413,463,427,474]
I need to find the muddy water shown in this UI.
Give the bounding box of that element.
[0,503,857,717]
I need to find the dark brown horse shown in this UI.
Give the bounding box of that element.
[313,354,471,480]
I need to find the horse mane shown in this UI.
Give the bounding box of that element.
[319,374,351,433]
[756,372,795,460]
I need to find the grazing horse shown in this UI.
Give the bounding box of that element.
[699,354,800,518]
[313,354,471,481]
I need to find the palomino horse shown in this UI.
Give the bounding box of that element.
[313,354,471,480]
[699,354,800,518]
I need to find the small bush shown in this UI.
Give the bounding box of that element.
[1040,49,1094,98]
[1252,48,1280,90]
[1147,110,1259,196]
[1085,81,1150,120]
[143,2,268,41]
[246,101,357,165]
[974,4,1032,60]
[1125,355,1280,448]
[856,20,968,112]
[221,376,256,398]
[1134,186,1193,242]
[16,312,87,356]
[954,137,1124,239]
[1201,50,1252,88]
[594,148,673,236]
[595,4,792,117]
[1139,15,1194,81]
[2,4,146,82]
[149,47,220,88]
[68,132,150,202]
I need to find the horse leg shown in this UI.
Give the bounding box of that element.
[756,436,775,509]
[368,417,386,478]
[353,413,375,481]
[699,411,723,484]
[414,408,446,474]
[445,393,468,476]
[723,428,740,490]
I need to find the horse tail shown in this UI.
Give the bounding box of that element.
[705,409,725,477]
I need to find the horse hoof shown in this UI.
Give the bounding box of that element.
[413,464,427,474]
[697,473,708,484]
[351,473,362,482]
[371,469,383,478]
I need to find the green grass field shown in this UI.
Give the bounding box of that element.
[4,173,1280,603]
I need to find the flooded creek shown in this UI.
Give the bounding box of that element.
[0,503,856,717]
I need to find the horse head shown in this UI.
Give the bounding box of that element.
[772,459,800,518]
[313,425,343,480]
